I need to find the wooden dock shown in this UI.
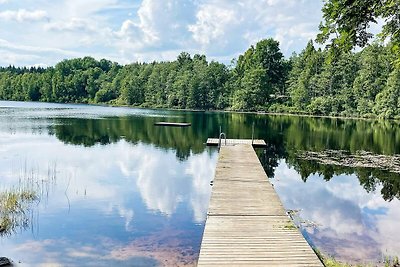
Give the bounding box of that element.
[154,122,191,127]
[198,143,323,266]
[206,138,266,147]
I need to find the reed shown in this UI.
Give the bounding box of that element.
[0,162,56,236]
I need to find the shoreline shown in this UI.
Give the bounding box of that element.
[1,99,399,123]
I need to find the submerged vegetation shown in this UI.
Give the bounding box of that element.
[297,150,400,174]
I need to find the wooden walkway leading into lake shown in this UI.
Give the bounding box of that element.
[198,142,323,266]
[206,138,266,147]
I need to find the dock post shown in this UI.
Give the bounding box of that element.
[251,121,255,145]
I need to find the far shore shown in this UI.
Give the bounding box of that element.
[1,99,399,122]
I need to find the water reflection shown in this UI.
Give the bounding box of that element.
[1,101,400,265]
[273,160,400,263]
[287,158,400,202]
[0,130,216,266]
[3,239,161,266]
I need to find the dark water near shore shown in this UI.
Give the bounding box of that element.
[1,100,399,266]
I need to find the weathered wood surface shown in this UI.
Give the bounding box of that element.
[198,144,322,266]
[154,122,191,127]
[206,138,266,147]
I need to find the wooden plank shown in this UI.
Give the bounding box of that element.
[198,143,323,266]
[208,180,286,216]
[206,138,266,147]
[154,122,191,127]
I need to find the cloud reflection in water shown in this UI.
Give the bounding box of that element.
[0,133,217,266]
[273,160,400,263]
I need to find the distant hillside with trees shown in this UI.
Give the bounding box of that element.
[1,38,399,119]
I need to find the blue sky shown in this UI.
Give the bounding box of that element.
[0,0,324,67]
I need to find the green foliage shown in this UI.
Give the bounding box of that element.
[0,37,399,118]
[317,0,400,64]
[287,40,398,118]
[315,241,399,266]
[374,68,400,118]
[233,67,269,111]
[232,38,286,110]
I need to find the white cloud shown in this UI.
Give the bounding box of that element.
[0,0,325,66]
[188,1,256,56]
[52,0,118,18]
[0,38,78,55]
[0,38,82,66]
[115,0,196,57]
[188,5,236,46]
[116,19,156,50]
[186,0,322,59]
[0,49,41,66]
[45,18,96,33]
[0,9,48,22]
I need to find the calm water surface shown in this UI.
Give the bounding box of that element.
[0,101,399,266]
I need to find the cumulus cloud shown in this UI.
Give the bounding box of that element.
[0,9,49,22]
[187,0,322,58]
[0,0,324,66]
[116,19,157,49]
[115,0,196,54]
[188,4,237,46]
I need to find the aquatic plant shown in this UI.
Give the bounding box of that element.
[384,255,399,267]
[0,189,38,236]
[315,249,400,267]
[0,162,56,236]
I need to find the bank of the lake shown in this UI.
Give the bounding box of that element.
[19,98,400,123]
[1,38,400,120]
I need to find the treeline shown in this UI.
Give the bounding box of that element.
[0,39,399,118]
[286,41,400,119]
[0,53,232,110]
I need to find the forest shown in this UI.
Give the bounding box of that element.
[1,0,399,119]
[0,38,399,119]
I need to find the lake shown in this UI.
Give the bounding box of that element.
[1,100,399,266]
